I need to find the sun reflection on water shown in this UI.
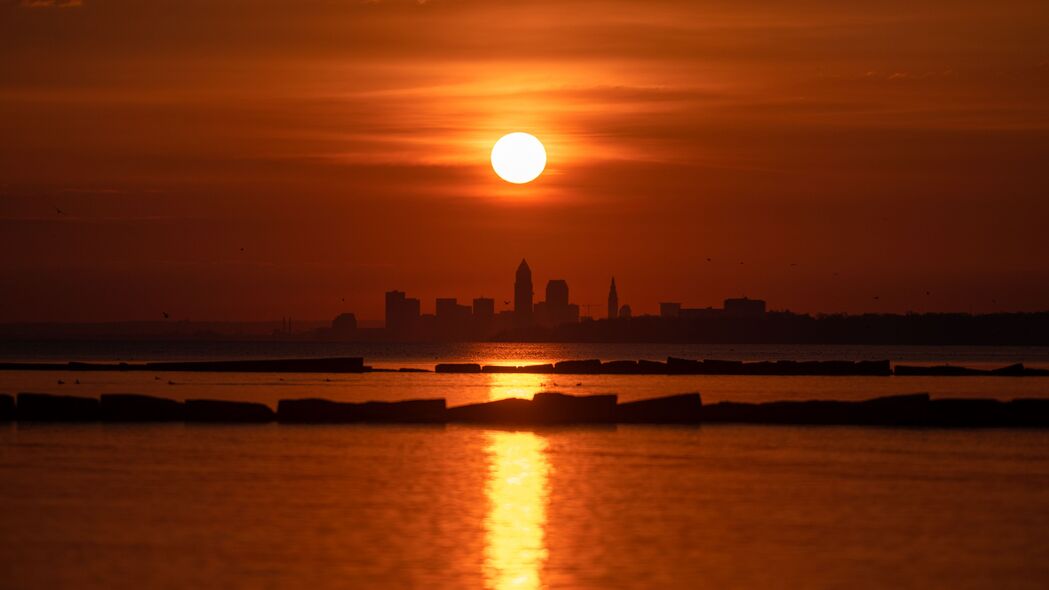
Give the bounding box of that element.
[485,372,547,402]
[483,431,551,590]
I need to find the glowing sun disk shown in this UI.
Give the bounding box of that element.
[491,133,546,184]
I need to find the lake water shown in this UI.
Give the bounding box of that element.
[2,342,1049,588]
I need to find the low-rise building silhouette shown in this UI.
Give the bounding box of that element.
[385,290,420,336]
[724,297,766,317]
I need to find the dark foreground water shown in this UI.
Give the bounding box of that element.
[2,342,1049,588]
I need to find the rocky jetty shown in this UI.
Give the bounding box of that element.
[100,394,185,422]
[894,363,1049,377]
[277,398,446,423]
[0,394,14,421]
[185,399,275,423]
[0,357,367,373]
[16,393,100,421]
[446,392,617,425]
[4,391,1049,427]
[616,393,703,424]
[437,357,895,376]
[435,363,482,373]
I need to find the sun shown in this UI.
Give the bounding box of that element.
[491,132,546,184]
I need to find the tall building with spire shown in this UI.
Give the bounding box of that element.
[607,277,619,320]
[514,259,534,327]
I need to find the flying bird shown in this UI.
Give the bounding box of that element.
[55,206,64,215]
[162,312,170,319]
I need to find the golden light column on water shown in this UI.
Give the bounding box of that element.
[483,430,551,590]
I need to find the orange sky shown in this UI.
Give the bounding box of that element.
[2,0,1048,321]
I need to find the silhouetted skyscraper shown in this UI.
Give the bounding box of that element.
[608,277,618,320]
[515,259,533,327]
[546,279,569,309]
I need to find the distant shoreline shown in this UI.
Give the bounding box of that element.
[2,356,1048,377]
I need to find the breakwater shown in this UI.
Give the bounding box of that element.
[2,356,1048,376]
[0,357,367,373]
[3,391,1048,427]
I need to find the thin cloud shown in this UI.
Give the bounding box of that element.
[19,0,82,8]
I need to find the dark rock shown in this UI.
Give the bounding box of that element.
[989,363,1026,376]
[601,360,640,374]
[446,398,536,424]
[1008,398,1049,427]
[928,398,1012,427]
[435,363,482,373]
[398,367,430,373]
[700,401,761,423]
[666,357,702,374]
[855,393,930,425]
[894,364,985,376]
[744,361,778,375]
[553,359,603,374]
[17,392,100,422]
[637,360,667,374]
[145,357,366,373]
[817,361,856,375]
[701,393,930,425]
[482,365,519,373]
[617,393,702,424]
[702,359,745,374]
[532,392,617,423]
[520,364,555,373]
[0,394,14,421]
[277,398,446,423]
[447,393,617,425]
[184,399,274,423]
[100,394,184,422]
[856,360,893,376]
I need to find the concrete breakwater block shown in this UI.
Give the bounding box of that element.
[100,394,184,422]
[184,399,274,423]
[553,359,603,374]
[17,393,100,421]
[481,364,555,374]
[701,393,931,425]
[435,363,482,373]
[616,393,703,424]
[667,357,892,376]
[894,363,1049,377]
[277,398,447,423]
[447,392,618,425]
[601,360,640,374]
[1008,399,1049,427]
[926,398,1014,427]
[0,394,14,421]
[146,357,365,373]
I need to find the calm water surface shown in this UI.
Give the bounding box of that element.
[2,424,1048,589]
[2,342,1049,588]
[2,342,1048,405]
